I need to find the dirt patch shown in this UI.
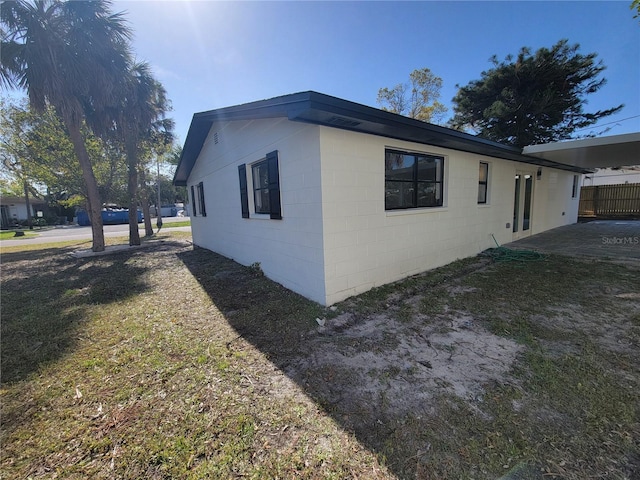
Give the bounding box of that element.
[291,308,522,418]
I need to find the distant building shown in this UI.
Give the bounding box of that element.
[0,195,47,229]
[583,167,640,186]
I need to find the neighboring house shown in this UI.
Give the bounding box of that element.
[582,167,640,186]
[0,195,47,229]
[174,91,588,306]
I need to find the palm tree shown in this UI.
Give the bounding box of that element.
[1,0,131,251]
[112,61,173,245]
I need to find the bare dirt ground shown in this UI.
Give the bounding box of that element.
[292,308,523,416]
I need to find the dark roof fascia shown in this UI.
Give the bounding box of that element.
[0,195,46,206]
[173,93,314,186]
[173,91,588,185]
[298,93,591,173]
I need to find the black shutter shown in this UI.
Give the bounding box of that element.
[238,164,249,218]
[266,150,281,219]
[190,185,197,216]
[198,182,206,217]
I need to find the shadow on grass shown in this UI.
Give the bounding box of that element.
[1,245,153,385]
[177,245,640,480]
[176,247,442,479]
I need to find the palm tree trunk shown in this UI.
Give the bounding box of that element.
[63,115,105,252]
[138,168,154,236]
[126,139,141,246]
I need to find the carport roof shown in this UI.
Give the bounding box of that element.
[523,132,640,169]
[173,91,591,186]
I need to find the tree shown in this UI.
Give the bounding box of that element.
[450,40,624,147]
[1,0,132,251]
[377,68,448,124]
[108,61,172,245]
[0,98,129,220]
[0,98,39,229]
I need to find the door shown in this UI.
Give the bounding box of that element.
[513,171,534,240]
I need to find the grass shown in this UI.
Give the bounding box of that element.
[0,230,37,240]
[1,236,638,479]
[161,220,190,228]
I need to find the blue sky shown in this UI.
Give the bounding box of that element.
[114,0,640,144]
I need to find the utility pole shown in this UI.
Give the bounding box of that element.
[156,155,163,230]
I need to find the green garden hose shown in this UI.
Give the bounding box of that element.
[487,234,545,263]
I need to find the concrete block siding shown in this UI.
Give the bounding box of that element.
[318,126,578,305]
[188,118,327,304]
[188,118,579,306]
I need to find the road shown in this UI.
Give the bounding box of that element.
[0,216,191,247]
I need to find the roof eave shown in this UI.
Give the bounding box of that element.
[173,91,589,185]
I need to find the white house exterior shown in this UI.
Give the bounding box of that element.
[0,195,47,229]
[175,92,587,306]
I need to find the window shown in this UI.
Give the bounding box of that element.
[238,150,282,219]
[572,175,580,198]
[197,181,206,217]
[252,160,270,214]
[190,185,197,216]
[478,162,489,204]
[385,149,444,210]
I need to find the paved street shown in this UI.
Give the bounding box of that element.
[0,216,191,247]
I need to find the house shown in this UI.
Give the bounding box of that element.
[581,167,640,186]
[174,91,590,306]
[0,195,47,229]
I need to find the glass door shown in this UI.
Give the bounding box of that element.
[513,171,534,240]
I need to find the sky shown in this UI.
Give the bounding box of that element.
[112,0,640,144]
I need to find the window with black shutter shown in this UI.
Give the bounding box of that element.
[238,164,249,218]
[266,151,282,219]
[190,185,197,216]
[197,182,206,217]
[242,150,282,219]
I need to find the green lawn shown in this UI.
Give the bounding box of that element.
[1,233,638,479]
[0,230,37,240]
[161,220,190,228]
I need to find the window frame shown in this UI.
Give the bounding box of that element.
[251,160,271,215]
[239,150,282,220]
[197,181,206,217]
[478,162,489,204]
[384,148,445,211]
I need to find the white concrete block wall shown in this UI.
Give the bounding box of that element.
[318,127,578,305]
[531,169,580,234]
[187,118,327,304]
[188,118,580,307]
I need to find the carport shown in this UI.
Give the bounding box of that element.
[523,132,640,169]
[509,133,640,261]
[508,220,640,262]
